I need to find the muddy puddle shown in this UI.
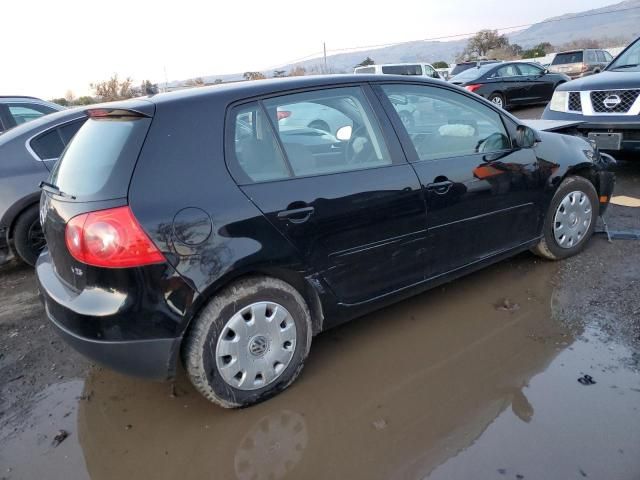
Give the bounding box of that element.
[2,256,639,480]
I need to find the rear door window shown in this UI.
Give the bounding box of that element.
[227,87,393,183]
[263,87,392,177]
[230,103,291,183]
[496,65,521,78]
[50,115,151,200]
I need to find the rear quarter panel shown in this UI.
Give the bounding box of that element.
[0,138,49,229]
[128,94,320,334]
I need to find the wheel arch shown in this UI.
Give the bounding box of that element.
[182,266,327,343]
[2,192,41,241]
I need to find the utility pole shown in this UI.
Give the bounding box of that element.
[323,42,327,73]
[163,66,169,92]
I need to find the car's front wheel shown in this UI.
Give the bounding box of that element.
[532,176,598,260]
[183,276,312,408]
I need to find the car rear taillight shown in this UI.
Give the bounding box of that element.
[65,206,164,268]
[277,110,291,120]
[465,84,482,93]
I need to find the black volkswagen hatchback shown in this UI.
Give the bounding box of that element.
[37,75,615,407]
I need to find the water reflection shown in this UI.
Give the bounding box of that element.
[77,257,574,480]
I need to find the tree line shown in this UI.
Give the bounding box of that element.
[52,33,628,106]
[51,75,160,106]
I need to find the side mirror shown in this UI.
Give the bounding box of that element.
[516,125,540,148]
[336,125,353,141]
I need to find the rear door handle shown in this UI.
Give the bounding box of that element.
[277,206,315,224]
[426,180,453,194]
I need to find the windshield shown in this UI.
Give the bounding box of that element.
[450,64,495,82]
[607,39,640,71]
[552,51,584,65]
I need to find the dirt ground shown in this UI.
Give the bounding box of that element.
[1,106,639,480]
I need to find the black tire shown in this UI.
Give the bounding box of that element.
[488,92,506,109]
[13,205,45,267]
[307,120,330,133]
[182,276,312,408]
[532,176,598,261]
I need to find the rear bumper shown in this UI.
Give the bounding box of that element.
[45,305,181,380]
[36,250,190,380]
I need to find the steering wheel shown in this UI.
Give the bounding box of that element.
[345,126,373,164]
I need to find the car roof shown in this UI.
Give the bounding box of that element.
[147,74,445,107]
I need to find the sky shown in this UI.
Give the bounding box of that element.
[2,0,617,99]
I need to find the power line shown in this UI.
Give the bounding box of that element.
[269,3,640,68]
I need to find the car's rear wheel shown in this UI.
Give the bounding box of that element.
[488,93,505,109]
[532,176,598,260]
[183,276,312,408]
[13,205,45,266]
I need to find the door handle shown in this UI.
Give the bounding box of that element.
[426,180,453,195]
[277,206,315,224]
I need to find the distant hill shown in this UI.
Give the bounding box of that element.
[509,0,640,46]
[172,0,640,87]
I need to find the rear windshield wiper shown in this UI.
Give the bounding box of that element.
[39,181,76,200]
[609,63,639,70]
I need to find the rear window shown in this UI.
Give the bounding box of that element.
[381,64,422,75]
[552,52,584,65]
[355,66,376,74]
[450,63,474,76]
[50,116,151,200]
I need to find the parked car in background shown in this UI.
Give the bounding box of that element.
[37,75,614,409]
[542,36,640,154]
[0,108,87,265]
[449,60,502,77]
[0,96,64,134]
[450,61,570,109]
[354,63,441,79]
[277,101,352,135]
[548,49,613,79]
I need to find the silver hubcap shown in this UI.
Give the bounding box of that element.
[215,302,297,391]
[553,190,593,248]
[491,96,503,107]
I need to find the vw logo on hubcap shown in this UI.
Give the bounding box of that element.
[248,335,269,357]
[603,95,621,109]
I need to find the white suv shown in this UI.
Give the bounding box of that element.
[354,63,441,79]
